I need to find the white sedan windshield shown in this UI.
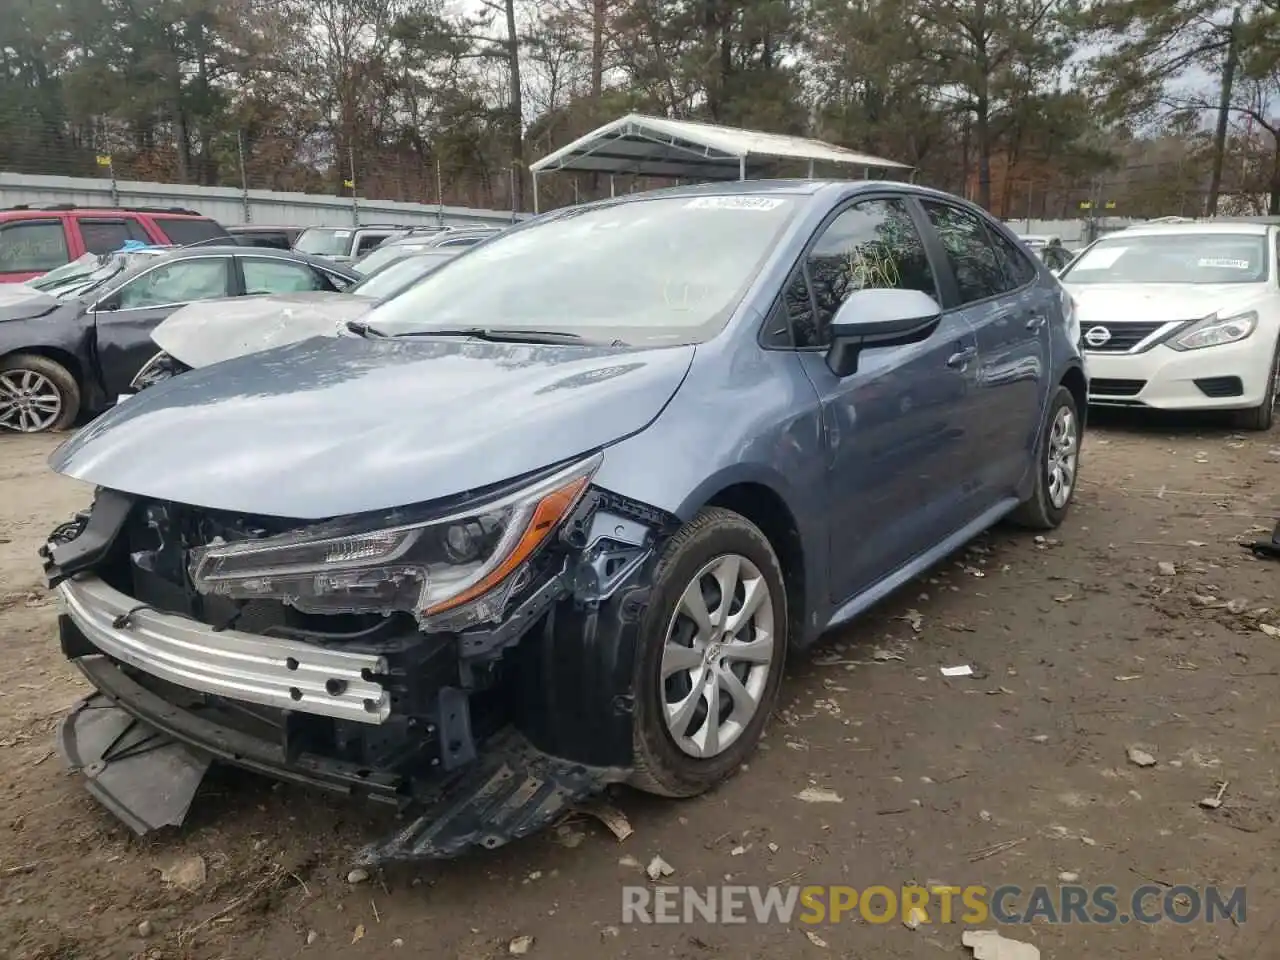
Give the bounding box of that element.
[361,194,800,345]
[1062,233,1269,285]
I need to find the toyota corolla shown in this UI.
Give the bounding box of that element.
[41,180,1085,863]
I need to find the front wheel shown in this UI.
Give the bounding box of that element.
[1009,384,1080,530]
[0,353,80,433]
[629,507,789,798]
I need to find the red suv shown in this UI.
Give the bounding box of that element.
[0,205,231,283]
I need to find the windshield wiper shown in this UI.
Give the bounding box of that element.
[391,327,623,346]
[345,319,388,338]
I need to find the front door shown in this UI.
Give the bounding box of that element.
[917,201,1051,502]
[779,195,983,603]
[92,256,235,398]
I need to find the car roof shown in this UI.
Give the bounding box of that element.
[0,205,209,218]
[1114,221,1272,238]
[585,179,1003,211]
[227,224,300,231]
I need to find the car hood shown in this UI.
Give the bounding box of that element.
[151,292,375,368]
[0,283,61,321]
[1064,283,1271,325]
[50,336,695,519]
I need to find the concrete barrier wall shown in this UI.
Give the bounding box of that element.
[0,172,525,228]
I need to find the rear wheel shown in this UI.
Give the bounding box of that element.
[1234,342,1279,432]
[629,507,788,797]
[0,354,80,433]
[1009,384,1080,530]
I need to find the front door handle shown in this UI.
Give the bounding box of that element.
[1025,313,1047,331]
[946,345,978,368]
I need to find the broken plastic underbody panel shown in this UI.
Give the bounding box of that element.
[44,484,670,862]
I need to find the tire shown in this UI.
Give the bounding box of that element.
[0,353,80,433]
[1233,342,1278,432]
[629,507,789,798]
[1009,384,1080,530]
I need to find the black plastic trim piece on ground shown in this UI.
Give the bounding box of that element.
[1245,519,1280,561]
[354,727,627,864]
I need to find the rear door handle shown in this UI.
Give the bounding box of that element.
[946,345,978,368]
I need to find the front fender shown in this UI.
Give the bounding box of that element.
[591,339,832,645]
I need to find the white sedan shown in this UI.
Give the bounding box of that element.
[1059,221,1280,430]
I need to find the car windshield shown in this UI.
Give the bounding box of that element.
[28,253,101,290]
[362,194,800,345]
[1061,233,1269,285]
[294,228,353,256]
[37,250,167,300]
[353,243,430,276]
[351,253,457,300]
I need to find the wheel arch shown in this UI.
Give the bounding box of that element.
[1061,362,1087,427]
[1,344,85,385]
[692,477,810,650]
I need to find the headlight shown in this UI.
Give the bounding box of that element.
[130,350,191,391]
[1171,310,1257,351]
[188,453,600,630]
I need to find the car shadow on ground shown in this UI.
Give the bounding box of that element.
[1086,404,1265,438]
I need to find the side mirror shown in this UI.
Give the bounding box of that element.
[92,295,120,312]
[826,288,943,377]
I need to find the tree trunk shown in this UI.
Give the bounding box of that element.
[1207,6,1241,217]
[975,93,991,209]
[505,0,524,212]
[590,0,605,100]
[590,0,605,200]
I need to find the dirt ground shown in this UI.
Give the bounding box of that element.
[2,411,1279,960]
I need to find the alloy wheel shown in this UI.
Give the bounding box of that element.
[1046,406,1078,510]
[0,369,63,433]
[660,554,776,759]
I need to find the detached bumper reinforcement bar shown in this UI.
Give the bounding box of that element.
[57,575,390,724]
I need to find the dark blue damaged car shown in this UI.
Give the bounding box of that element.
[40,180,1086,862]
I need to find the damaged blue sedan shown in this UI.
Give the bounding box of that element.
[41,180,1086,863]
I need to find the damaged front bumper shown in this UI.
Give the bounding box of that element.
[58,574,390,723]
[44,485,672,862]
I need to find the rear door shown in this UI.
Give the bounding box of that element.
[0,218,72,283]
[916,200,1051,505]
[91,255,235,398]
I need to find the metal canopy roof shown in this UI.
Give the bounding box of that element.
[529,114,912,186]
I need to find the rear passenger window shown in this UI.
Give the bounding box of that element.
[0,220,69,272]
[155,217,228,246]
[785,198,938,349]
[356,234,388,255]
[988,227,1039,288]
[78,219,148,255]
[920,202,1008,303]
[242,257,331,294]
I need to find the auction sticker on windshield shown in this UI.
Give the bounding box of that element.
[1198,257,1251,269]
[684,196,785,211]
[1073,246,1127,270]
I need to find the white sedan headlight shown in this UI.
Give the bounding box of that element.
[188,453,600,630]
[1171,310,1258,351]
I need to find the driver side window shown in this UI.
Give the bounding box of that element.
[115,258,232,309]
[778,198,939,349]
